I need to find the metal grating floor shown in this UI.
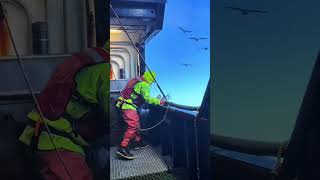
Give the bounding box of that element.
[110,146,169,180]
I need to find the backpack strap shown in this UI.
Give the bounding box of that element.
[116,77,144,108]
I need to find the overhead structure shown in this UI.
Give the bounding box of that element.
[110,0,165,45]
[110,0,166,91]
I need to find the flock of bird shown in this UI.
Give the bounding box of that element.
[178,27,209,68]
[177,4,268,68]
[178,27,208,44]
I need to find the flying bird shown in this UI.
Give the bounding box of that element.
[225,6,268,15]
[201,48,209,51]
[178,27,192,33]
[189,37,208,42]
[181,63,192,67]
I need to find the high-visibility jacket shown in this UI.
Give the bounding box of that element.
[119,71,161,110]
[19,63,110,156]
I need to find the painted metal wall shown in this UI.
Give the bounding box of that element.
[0,55,66,93]
[0,55,66,123]
[0,0,88,57]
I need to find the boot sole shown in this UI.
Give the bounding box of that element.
[116,151,135,160]
[133,145,149,150]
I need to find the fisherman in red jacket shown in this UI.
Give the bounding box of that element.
[19,47,110,180]
[115,71,166,160]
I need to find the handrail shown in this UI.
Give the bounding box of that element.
[0,54,70,61]
[211,134,288,156]
[166,102,199,111]
[0,91,40,100]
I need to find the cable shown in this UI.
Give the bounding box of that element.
[110,62,124,128]
[110,61,169,131]
[110,3,167,101]
[0,1,73,179]
[110,3,174,131]
[138,105,170,132]
[111,4,203,178]
[110,3,200,131]
[110,3,201,131]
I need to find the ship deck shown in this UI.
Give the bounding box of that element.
[110,146,173,180]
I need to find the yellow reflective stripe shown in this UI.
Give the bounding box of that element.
[118,97,133,104]
[27,110,72,133]
[19,126,34,146]
[38,132,85,156]
[121,102,136,110]
[116,97,137,110]
[24,110,88,148]
[18,125,85,156]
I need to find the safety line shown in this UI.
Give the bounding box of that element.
[110,3,201,132]
[110,62,124,128]
[110,61,169,131]
[138,105,170,132]
[110,3,167,101]
[110,3,172,131]
[110,5,203,179]
[0,1,73,179]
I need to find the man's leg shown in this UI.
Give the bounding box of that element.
[132,135,149,150]
[120,109,140,147]
[131,126,149,150]
[131,109,149,150]
[117,109,140,159]
[38,149,93,180]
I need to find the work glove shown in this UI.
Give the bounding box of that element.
[160,100,166,106]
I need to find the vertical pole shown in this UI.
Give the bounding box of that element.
[81,0,88,49]
[64,0,83,53]
[138,43,146,76]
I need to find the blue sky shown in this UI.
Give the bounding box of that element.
[145,0,210,106]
